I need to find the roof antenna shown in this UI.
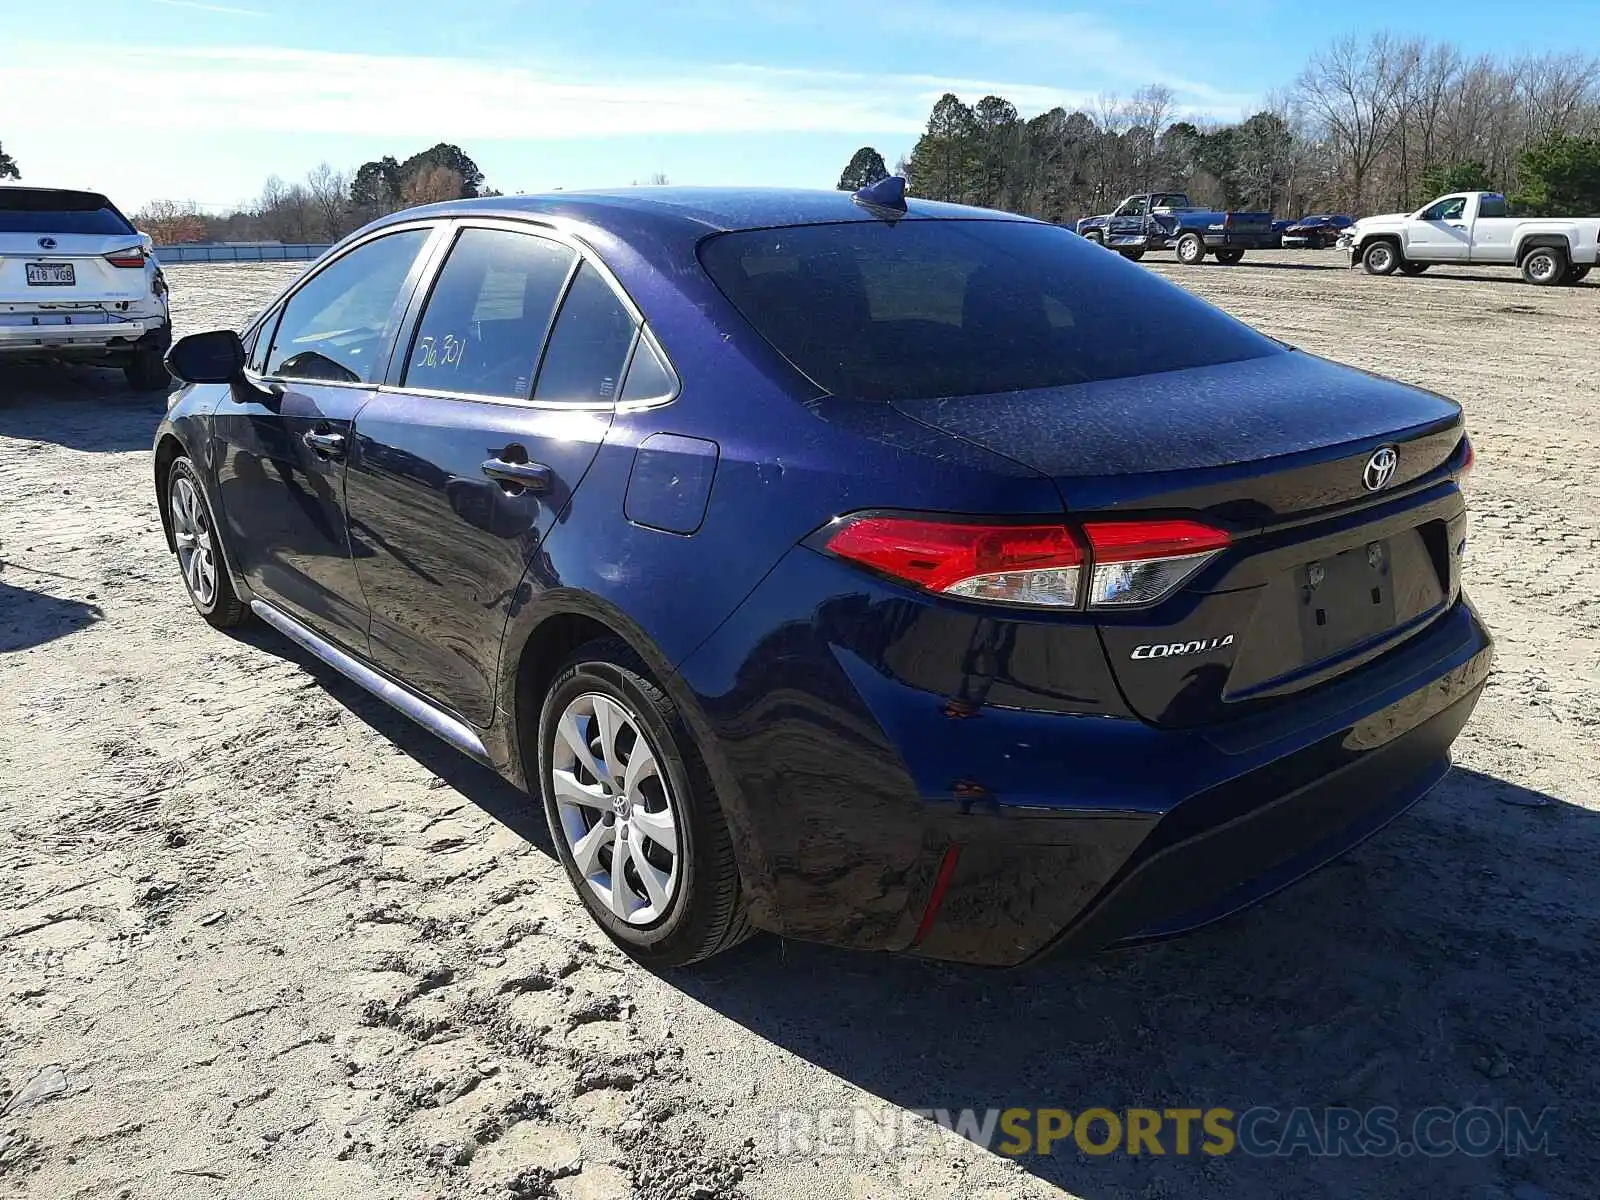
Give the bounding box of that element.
[852,175,907,218]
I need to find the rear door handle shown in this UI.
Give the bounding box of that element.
[302,430,346,456]
[482,457,552,492]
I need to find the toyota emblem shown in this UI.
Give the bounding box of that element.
[38,236,57,250]
[1363,446,1399,492]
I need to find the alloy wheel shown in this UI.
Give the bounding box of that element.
[550,692,682,925]
[170,475,217,608]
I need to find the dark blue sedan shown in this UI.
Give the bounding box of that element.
[155,180,1489,967]
[1282,213,1356,249]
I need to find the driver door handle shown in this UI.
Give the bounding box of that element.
[302,430,346,456]
[482,457,552,493]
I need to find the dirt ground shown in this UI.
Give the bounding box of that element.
[2,252,1596,1200]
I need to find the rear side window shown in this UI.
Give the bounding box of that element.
[0,190,134,235]
[698,220,1279,402]
[403,228,576,398]
[265,228,429,384]
[532,263,637,406]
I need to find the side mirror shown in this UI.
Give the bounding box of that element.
[166,329,246,384]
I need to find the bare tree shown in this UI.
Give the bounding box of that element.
[304,162,350,241]
[1296,32,1415,210]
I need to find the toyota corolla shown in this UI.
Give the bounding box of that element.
[153,179,1490,967]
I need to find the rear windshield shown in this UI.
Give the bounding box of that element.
[0,190,134,235]
[698,219,1279,402]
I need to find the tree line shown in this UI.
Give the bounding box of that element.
[132,143,495,246]
[850,33,1600,220]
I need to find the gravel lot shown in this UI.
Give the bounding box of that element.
[2,252,1596,1200]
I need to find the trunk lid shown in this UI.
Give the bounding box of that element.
[0,233,151,306]
[892,351,1468,727]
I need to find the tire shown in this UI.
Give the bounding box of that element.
[1399,261,1430,276]
[1362,240,1400,276]
[1214,249,1244,265]
[1084,231,1104,247]
[125,348,172,392]
[165,457,249,628]
[538,638,751,967]
[1175,232,1206,265]
[1117,248,1145,262]
[1520,245,1567,286]
[1562,264,1590,284]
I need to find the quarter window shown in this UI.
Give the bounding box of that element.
[402,228,577,399]
[264,228,429,384]
[532,263,638,406]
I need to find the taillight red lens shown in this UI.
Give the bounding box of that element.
[105,248,146,268]
[1459,437,1475,478]
[825,516,1085,607]
[1081,519,1232,562]
[823,514,1231,610]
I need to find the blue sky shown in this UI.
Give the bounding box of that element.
[1,0,1591,213]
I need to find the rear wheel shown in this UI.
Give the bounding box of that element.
[1214,249,1245,265]
[1520,245,1567,286]
[125,348,172,392]
[538,639,751,967]
[1562,263,1590,284]
[1361,240,1399,276]
[166,458,248,628]
[1398,260,1430,276]
[1175,233,1206,266]
[1117,247,1145,262]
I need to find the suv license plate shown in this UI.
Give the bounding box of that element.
[26,263,75,286]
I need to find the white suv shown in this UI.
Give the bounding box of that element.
[1,187,172,390]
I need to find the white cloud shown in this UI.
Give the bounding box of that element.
[0,43,1250,145]
[145,0,266,14]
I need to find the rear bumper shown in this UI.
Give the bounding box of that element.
[0,313,169,359]
[679,545,1493,965]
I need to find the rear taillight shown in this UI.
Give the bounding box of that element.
[823,516,1086,607]
[105,247,146,268]
[1458,436,1475,479]
[821,514,1230,610]
[1081,519,1232,608]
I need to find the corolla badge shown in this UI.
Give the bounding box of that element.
[38,236,57,249]
[1363,445,1399,491]
[1131,634,1235,660]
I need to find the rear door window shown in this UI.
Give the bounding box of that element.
[402,227,576,399]
[531,263,638,406]
[698,219,1279,402]
[264,228,429,384]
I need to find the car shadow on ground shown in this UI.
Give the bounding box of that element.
[0,574,103,652]
[0,365,169,453]
[235,621,1592,1198]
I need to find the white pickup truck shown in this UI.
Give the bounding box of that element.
[1341,191,1600,286]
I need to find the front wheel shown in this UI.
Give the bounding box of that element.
[1117,247,1145,262]
[125,348,172,392]
[1083,231,1104,247]
[1520,246,1567,286]
[1175,233,1206,266]
[1399,261,1430,276]
[166,458,249,628]
[538,639,751,967]
[1214,249,1245,265]
[1362,240,1400,276]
